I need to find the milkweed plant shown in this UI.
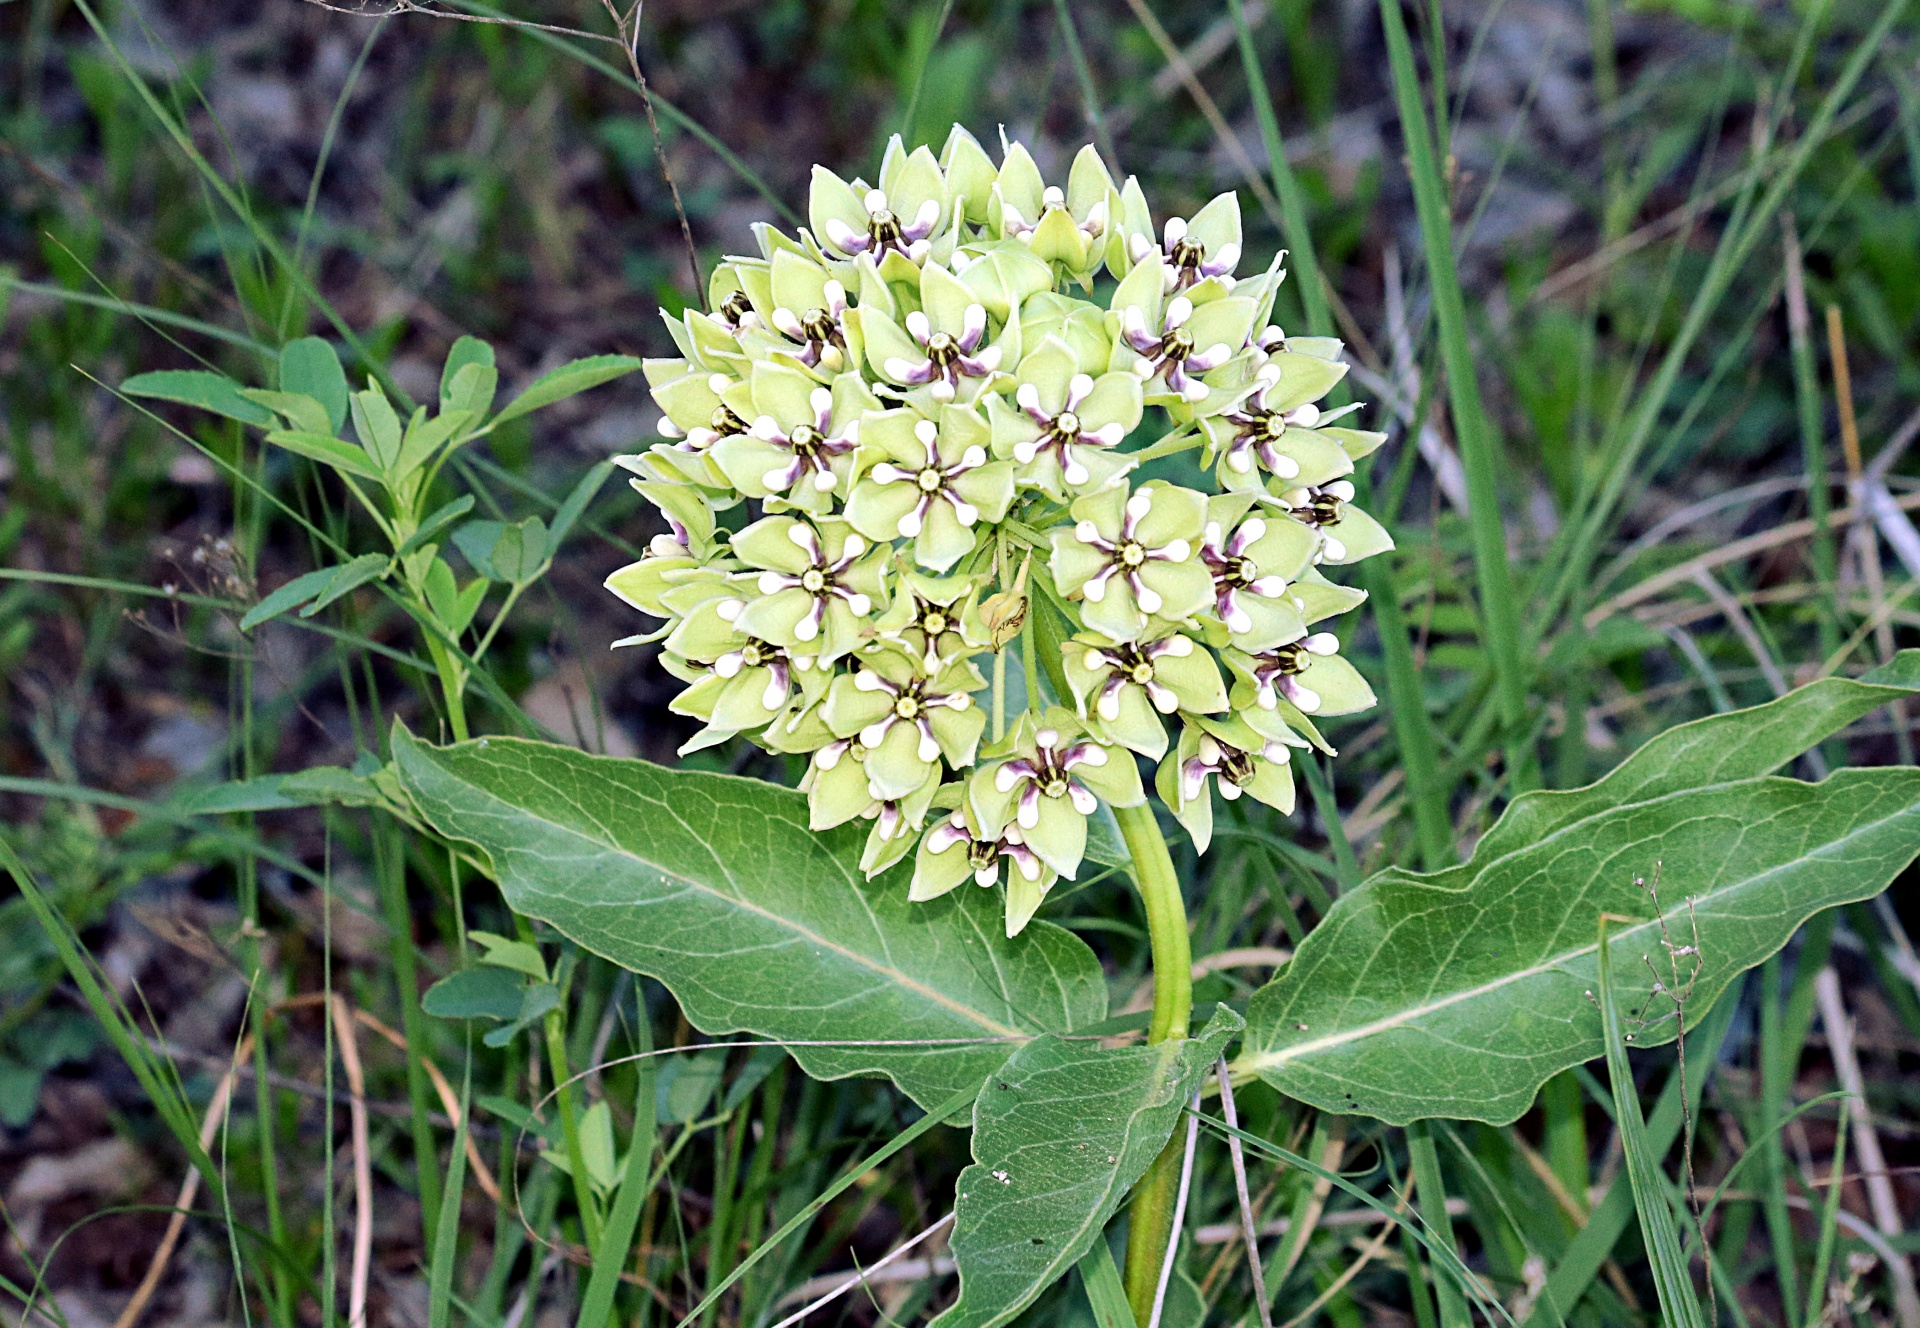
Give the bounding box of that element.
[606,126,1389,941]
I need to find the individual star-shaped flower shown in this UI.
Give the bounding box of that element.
[819,648,985,801]
[710,365,876,512]
[641,363,749,490]
[1199,350,1362,492]
[1154,715,1304,853]
[990,142,1118,283]
[844,406,1013,572]
[736,249,858,376]
[1109,254,1256,406]
[1062,629,1227,760]
[968,710,1145,879]
[659,584,831,754]
[1274,480,1396,565]
[867,567,995,675]
[602,472,724,627]
[802,744,942,878]
[728,516,890,662]
[1127,191,1243,292]
[866,263,1011,404]
[808,137,951,272]
[986,335,1142,500]
[1225,630,1377,745]
[1194,493,1319,652]
[910,800,1059,938]
[1049,480,1213,640]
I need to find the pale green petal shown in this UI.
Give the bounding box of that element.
[915,499,981,572]
[1185,191,1242,257]
[910,826,975,901]
[1264,352,1349,412]
[808,165,867,244]
[1134,483,1207,545]
[941,125,999,225]
[1024,796,1087,878]
[1140,560,1215,622]
[729,516,813,573]
[866,723,936,801]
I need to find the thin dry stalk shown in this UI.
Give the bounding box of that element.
[1215,1058,1275,1328]
[1146,1092,1204,1328]
[1689,567,1789,696]
[351,1008,501,1202]
[1587,489,1920,627]
[328,995,375,1328]
[111,1033,255,1328]
[1813,967,1920,1328]
[1274,1206,1401,1328]
[767,1212,956,1328]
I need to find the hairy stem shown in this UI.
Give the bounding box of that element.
[1114,802,1192,1324]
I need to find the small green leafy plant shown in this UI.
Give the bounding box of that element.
[130,126,1920,1328]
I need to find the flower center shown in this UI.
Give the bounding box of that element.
[1221,746,1257,785]
[800,567,828,593]
[1129,660,1156,685]
[1253,412,1285,441]
[926,331,958,361]
[790,424,821,453]
[894,695,922,720]
[1054,410,1080,438]
[1118,541,1147,568]
[1268,643,1309,675]
[1225,555,1257,585]
[1042,775,1069,798]
[917,467,945,492]
[922,610,950,636]
[710,404,747,435]
[967,840,998,870]
[1300,490,1344,526]
[1162,328,1194,360]
[740,642,768,667]
[801,308,836,341]
[720,291,753,324]
[1170,237,1207,271]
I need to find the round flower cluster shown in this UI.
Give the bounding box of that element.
[607,128,1390,937]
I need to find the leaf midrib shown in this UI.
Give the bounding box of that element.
[434,753,1033,1040]
[1237,778,1915,1074]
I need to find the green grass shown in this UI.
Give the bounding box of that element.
[3,0,1919,1325]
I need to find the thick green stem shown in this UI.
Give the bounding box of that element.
[1113,802,1192,1324]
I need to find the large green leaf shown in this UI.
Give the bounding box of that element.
[390,729,1107,1109]
[930,1007,1242,1328]
[1236,656,1920,1124]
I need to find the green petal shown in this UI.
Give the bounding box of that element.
[845,478,923,547]
[1024,796,1087,878]
[807,751,875,830]
[1030,207,1089,270]
[734,587,813,644]
[1183,297,1257,354]
[1264,351,1349,412]
[1065,144,1117,217]
[730,516,813,573]
[1080,586,1148,641]
[1159,646,1229,712]
[1139,559,1215,622]
[920,263,976,337]
[931,702,986,767]
[711,668,783,732]
[663,598,745,660]
[910,825,975,901]
[960,247,1053,322]
[808,165,867,244]
[1015,337,1080,411]
[1099,688,1170,760]
[1324,506,1395,563]
[821,673,892,737]
[1300,654,1377,716]
[1185,191,1242,255]
[887,144,949,230]
[915,499,981,573]
[1071,745,1144,807]
[941,125,999,225]
[1322,426,1387,462]
[995,141,1047,218]
[1048,530,1113,598]
[1229,595,1310,654]
[951,461,1015,523]
[1109,252,1165,321]
[1241,759,1296,814]
[651,371,724,432]
[1135,482,1208,546]
[605,555,694,619]
[861,814,919,878]
[866,723,936,801]
[1079,372,1144,433]
[1003,870,1048,937]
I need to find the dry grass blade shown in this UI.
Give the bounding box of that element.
[1813,967,1920,1328]
[111,1033,255,1328]
[767,1212,956,1328]
[328,995,374,1328]
[1275,1207,1402,1328]
[1147,1092,1203,1328]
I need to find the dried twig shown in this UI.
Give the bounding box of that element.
[1147,1092,1204,1328]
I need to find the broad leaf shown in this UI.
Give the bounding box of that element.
[422,967,528,1022]
[123,370,276,426]
[241,567,336,631]
[440,336,497,415]
[265,430,384,482]
[280,337,349,431]
[173,766,384,813]
[300,553,390,617]
[1236,657,1920,1124]
[390,729,1108,1108]
[930,1007,1242,1328]
[395,496,477,559]
[493,354,643,425]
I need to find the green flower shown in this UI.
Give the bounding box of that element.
[663,590,831,753]
[802,743,941,878]
[1063,629,1227,760]
[737,248,859,376]
[820,648,986,801]
[844,406,1013,572]
[864,262,1014,405]
[1199,346,1365,492]
[910,801,1059,938]
[1049,480,1213,640]
[710,365,876,512]
[860,774,942,878]
[1110,253,1257,406]
[986,335,1142,500]
[643,362,750,490]
[1154,715,1302,853]
[1223,632,1377,751]
[969,710,1145,878]
[1195,493,1319,652]
[868,567,995,674]
[939,125,1000,227]
[808,137,952,274]
[602,473,725,629]
[1018,290,1114,369]
[728,516,891,661]
[1128,190,1243,292]
[1274,480,1396,565]
[990,142,1118,283]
